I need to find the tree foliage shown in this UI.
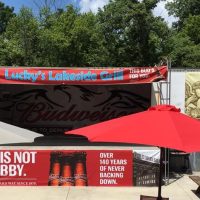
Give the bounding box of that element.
[0,0,199,68]
[166,0,200,68]
[95,0,167,66]
[0,2,15,34]
[166,0,200,28]
[4,7,39,66]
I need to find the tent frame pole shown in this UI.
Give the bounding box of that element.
[157,147,164,200]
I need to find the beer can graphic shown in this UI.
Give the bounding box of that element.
[48,152,62,186]
[60,153,74,186]
[74,152,88,186]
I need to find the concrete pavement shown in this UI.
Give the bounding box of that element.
[0,174,200,200]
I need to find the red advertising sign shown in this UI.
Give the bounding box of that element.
[0,150,133,186]
[0,66,167,85]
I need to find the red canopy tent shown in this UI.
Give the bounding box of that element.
[0,66,168,135]
[0,66,169,195]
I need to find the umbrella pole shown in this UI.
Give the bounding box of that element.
[157,147,164,200]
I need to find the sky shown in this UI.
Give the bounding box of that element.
[1,0,176,26]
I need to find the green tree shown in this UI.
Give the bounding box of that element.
[4,7,39,66]
[166,32,200,68]
[0,2,15,34]
[37,5,108,67]
[183,15,200,44]
[166,0,200,28]
[68,12,108,66]
[37,5,78,66]
[97,0,168,66]
[1,1,170,67]
[166,0,200,68]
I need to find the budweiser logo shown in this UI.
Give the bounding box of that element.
[15,103,131,123]
[0,85,150,132]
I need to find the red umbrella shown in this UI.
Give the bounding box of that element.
[66,104,200,152]
[66,105,200,199]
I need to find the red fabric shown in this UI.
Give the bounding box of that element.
[0,66,167,85]
[148,104,180,112]
[66,105,200,153]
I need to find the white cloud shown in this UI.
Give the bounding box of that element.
[79,0,109,13]
[153,0,177,26]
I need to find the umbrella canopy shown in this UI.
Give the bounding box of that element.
[0,121,42,144]
[66,104,199,200]
[66,104,200,153]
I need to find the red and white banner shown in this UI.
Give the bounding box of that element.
[0,66,167,85]
[0,150,133,186]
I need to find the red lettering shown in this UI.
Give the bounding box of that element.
[14,102,129,124]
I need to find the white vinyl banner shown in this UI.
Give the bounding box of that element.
[152,71,185,112]
[171,71,185,113]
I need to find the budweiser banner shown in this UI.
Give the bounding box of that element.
[0,66,167,85]
[0,150,133,186]
[185,72,200,119]
[0,84,151,135]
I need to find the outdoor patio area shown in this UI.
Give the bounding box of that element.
[0,173,200,200]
